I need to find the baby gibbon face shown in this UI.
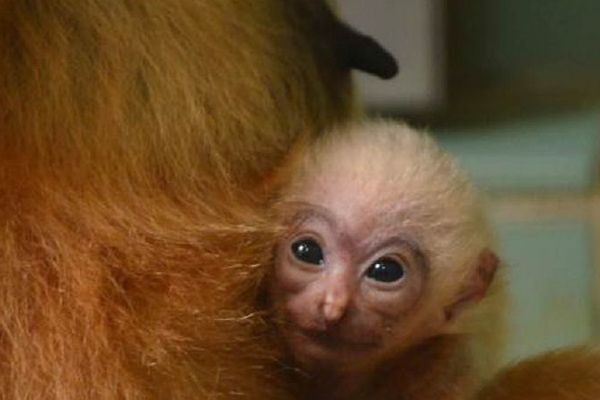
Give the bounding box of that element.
[269,122,499,374]
[271,200,435,370]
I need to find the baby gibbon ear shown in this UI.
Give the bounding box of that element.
[444,249,500,322]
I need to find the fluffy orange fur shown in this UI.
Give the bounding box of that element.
[0,1,354,399]
[477,347,600,400]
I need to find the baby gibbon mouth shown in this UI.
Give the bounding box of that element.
[297,328,380,352]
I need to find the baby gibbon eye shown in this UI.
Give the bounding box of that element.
[290,238,324,265]
[366,257,405,283]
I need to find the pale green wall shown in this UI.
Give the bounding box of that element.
[435,111,600,362]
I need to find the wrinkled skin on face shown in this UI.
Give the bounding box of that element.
[271,198,447,373]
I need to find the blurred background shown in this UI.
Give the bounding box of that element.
[340,0,600,363]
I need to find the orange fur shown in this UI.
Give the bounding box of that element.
[477,347,600,400]
[0,1,354,399]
